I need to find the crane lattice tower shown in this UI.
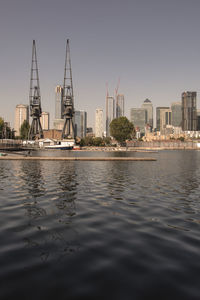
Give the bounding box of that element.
[28,40,43,140]
[61,39,75,139]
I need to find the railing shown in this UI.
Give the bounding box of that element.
[0,139,23,149]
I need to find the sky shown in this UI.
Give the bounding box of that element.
[1,0,200,129]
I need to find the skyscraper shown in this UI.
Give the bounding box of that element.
[141,99,153,128]
[156,107,170,131]
[182,91,197,131]
[14,104,29,136]
[40,112,50,131]
[55,85,64,119]
[95,109,103,137]
[54,85,64,132]
[130,108,147,134]
[197,109,200,131]
[171,102,182,127]
[106,96,115,137]
[74,110,87,138]
[53,119,64,131]
[116,94,124,118]
[159,108,172,133]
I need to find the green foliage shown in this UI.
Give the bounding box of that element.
[0,117,4,128]
[178,136,185,142]
[0,117,4,138]
[79,139,84,147]
[80,136,92,146]
[80,136,105,147]
[93,137,104,146]
[84,136,94,146]
[0,118,15,139]
[109,117,135,145]
[80,136,114,147]
[104,137,111,145]
[20,120,30,140]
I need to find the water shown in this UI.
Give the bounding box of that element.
[0,150,200,299]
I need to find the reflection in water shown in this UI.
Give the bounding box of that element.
[20,161,45,198]
[0,161,10,190]
[169,152,200,216]
[105,161,131,201]
[51,162,80,261]
[55,162,78,219]
[180,152,199,195]
[1,152,200,300]
[0,164,6,191]
[161,151,199,196]
[18,161,79,262]
[151,151,200,231]
[0,163,6,180]
[19,161,46,220]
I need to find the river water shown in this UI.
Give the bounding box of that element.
[0,150,200,299]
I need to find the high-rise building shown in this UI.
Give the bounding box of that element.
[40,112,49,131]
[95,108,103,137]
[55,85,64,119]
[106,96,115,137]
[197,109,200,131]
[116,94,124,118]
[141,99,153,128]
[54,85,64,133]
[53,119,64,131]
[159,108,172,133]
[130,108,147,134]
[86,127,94,137]
[14,104,29,136]
[74,110,87,138]
[156,107,170,131]
[171,102,182,127]
[182,91,197,131]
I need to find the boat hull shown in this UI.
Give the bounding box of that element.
[44,146,73,150]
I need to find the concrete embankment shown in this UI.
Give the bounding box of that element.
[126,141,200,150]
[81,147,158,152]
[0,156,156,161]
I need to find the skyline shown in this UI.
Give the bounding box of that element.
[1,0,200,128]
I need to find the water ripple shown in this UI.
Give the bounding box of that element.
[0,152,200,299]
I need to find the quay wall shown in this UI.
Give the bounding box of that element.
[126,141,200,149]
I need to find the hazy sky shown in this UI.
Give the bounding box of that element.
[1,0,200,128]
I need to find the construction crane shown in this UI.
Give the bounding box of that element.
[28,40,43,140]
[115,77,120,98]
[106,82,109,98]
[115,78,121,118]
[61,39,75,140]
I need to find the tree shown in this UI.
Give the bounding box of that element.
[80,136,106,147]
[103,137,111,145]
[80,136,94,146]
[0,117,4,139]
[93,137,104,146]
[20,120,30,140]
[178,136,185,142]
[109,117,135,145]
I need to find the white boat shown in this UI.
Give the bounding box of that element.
[44,140,75,150]
[44,144,73,150]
